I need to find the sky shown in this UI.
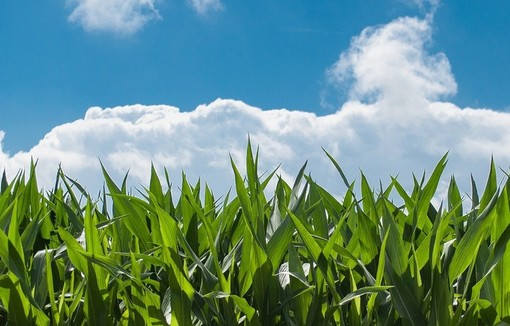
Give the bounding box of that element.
[1,0,510,198]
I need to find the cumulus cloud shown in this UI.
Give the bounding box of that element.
[187,0,223,15]
[67,0,160,35]
[328,17,455,112]
[2,15,510,198]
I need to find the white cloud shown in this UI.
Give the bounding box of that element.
[2,15,510,199]
[327,17,456,113]
[187,0,223,15]
[67,0,160,35]
[401,0,441,14]
[65,0,223,34]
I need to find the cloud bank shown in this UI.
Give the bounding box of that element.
[2,15,510,198]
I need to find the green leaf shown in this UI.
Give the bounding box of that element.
[204,292,259,324]
[323,148,352,191]
[381,199,408,276]
[386,266,427,325]
[479,157,498,212]
[0,170,8,194]
[339,286,393,306]
[448,176,463,218]
[287,207,340,304]
[417,153,448,220]
[449,189,499,283]
[100,162,152,250]
[0,229,35,309]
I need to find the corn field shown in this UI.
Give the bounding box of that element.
[1,143,510,325]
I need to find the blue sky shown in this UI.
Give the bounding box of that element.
[1,0,510,196]
[2,0,510,152]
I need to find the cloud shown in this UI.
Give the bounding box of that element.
[65,0,223,34]
[66,0,160,35]
[2,15,510,199]
[187,0,223,15]
[401,0,441,14]
[327,16,455,110]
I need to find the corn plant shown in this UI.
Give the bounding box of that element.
[1,143,510,325]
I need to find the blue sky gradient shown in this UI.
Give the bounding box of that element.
[2,1,510,152]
